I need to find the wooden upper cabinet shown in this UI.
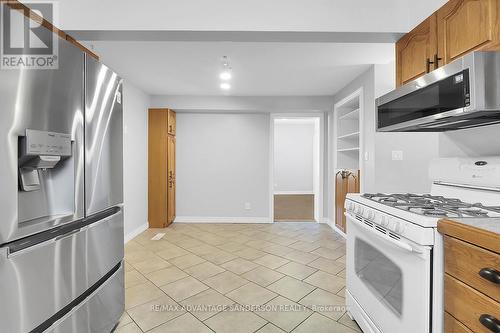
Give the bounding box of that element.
[437,0,500,64]
[395,0,500,86]
[168,109,176,136]
[396,14,438,87]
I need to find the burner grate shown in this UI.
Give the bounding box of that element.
[362,193,498,218]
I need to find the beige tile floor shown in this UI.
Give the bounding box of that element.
[117,222,362,333]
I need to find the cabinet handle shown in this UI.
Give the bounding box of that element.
[479,268,500,284]
[433,54,442,70]
[479,314,500,333]
[426,55,442,72]
[426,58,433,73]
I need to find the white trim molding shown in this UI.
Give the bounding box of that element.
[124,222,149,243]
[273,191,314,195]
[174,216,272,224]
[269,112,325,224]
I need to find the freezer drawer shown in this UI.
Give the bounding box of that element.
[0,207,124,333]
[85,56,124,215]
[0,225,88,333]
[46,263,124,333]
[87,207,124,286]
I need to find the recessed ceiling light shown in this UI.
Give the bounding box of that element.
[220,82,231,90]
[219,70,232,80]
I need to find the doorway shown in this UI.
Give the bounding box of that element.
[270,115,323,222]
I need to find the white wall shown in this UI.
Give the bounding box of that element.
[406,0,448,30]
[274,119,315,193]
[439,124,500,157]
[175,113,270,221]
[123,81,149,241]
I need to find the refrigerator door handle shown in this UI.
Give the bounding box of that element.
[86,207,122,230]
[55,228,82,241]
[6,227,85,258]
[5,237,58,258]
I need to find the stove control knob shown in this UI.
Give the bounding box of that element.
[393,221,405,234]
[380,216,388,227]
[388,218,397,231]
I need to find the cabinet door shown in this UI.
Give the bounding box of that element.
[437,0,500,65]
[335,170,361,232]
[335,172,347,232]
[168,109,176,136]
[396,14,438,87]
[148,109,168,228]
[167,135,176,225]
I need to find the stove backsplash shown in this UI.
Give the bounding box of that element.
[440,124,500,158]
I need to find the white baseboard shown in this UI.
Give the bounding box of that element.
[273,191,314,195]
[124,222,148,243]
[323,218,347,239]
[174,216,272,224]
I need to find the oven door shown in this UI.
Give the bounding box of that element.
[346,212,432,333]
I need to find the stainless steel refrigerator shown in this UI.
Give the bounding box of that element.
[0,39,125,332]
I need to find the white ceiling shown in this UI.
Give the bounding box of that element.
[59,0,410,32]
[90,41,394,96]
[49,0,446,96]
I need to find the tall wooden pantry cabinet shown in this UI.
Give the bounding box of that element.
[148,108,176,228]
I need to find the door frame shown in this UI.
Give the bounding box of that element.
[269,113,325,223]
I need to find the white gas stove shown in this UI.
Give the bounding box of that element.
[344,157,500,333]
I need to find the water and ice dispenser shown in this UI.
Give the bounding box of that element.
[18,130,72,192]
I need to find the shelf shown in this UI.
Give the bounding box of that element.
[339,108,359,120]
[337,147,360,152]
[337,131,360,140]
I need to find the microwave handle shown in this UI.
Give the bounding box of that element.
[345,212,422,253]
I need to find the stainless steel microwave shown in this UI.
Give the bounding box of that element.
[376,51,500,132]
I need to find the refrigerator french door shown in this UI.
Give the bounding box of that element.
[85,56,123,216]
[0,39,124,332]
[345,212,432,333]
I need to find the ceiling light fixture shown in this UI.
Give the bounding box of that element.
[220,82,231,90]
[219,56,232,81]
[219,71,232,80]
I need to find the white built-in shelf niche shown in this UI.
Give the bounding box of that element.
[335,94,361,170]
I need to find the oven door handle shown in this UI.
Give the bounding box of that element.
[345,212,422,253]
